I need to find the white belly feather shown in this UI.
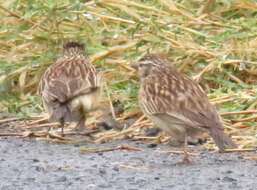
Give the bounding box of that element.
[70,90,100,112]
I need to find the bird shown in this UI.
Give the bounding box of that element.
[38,41,102,135]
[132,53,237,163]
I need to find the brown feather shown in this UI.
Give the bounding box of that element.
[137,54,236,150]
[39,42,101,127]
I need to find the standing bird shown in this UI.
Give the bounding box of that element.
[133,54,236,162]
[38,42,101,134]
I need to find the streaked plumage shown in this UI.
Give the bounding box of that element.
[134,54,236,156]
[38,42,101,133]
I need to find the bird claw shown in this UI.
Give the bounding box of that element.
[176,156,192,165]
[182,156,192,164]
[177,149,193,165]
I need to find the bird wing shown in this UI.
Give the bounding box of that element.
[140,68,222,130]
[39,57,100,104]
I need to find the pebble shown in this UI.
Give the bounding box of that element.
[223,176,237,182]
[147,143,158,148]
[32,158,39,162]
[56,176,67,182]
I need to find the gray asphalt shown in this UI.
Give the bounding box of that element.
[0,137,256,190]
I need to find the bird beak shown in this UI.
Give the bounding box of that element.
[130,62,139,70]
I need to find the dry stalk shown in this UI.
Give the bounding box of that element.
[80,144,142,154]
[221,110,257,116]
[90,41,138,63]
[0,117,21,124]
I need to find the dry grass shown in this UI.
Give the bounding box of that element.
[0,0,256,149]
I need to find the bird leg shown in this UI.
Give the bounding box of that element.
[181,134,191,164]
[74,116,86,133]
[175,133,192,165]
[46,126,52,139]
[60,118,65,137]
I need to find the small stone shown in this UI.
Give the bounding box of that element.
[145,128,161,137]
[98,183,111,188]
[26,178,35,182]
[124,118,137,127]
[226,170,233,174]
[147,143,157,148]
[99,168,106,175]
[97,152,103,156]
[113,166,119,172]
[17,143,23,147]
[74,177,81,181]
[34,166,44,172]
[127,177,135,182]
[92,164,97,168]
[32,159,39,162]
[57,176,67,182]
[223,176,237,182]
[237,155,244,159]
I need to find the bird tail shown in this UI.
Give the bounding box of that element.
[49,104,73,123]
[210,127,237,152]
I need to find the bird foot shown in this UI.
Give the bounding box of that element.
[176,157,192,165]
[177,150,193,165]
[182,156,192,164]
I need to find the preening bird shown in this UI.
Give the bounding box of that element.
[133,54,237,162]
[38,42,101,134]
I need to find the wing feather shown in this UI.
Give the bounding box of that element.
[139,67,222,130]
[39,57,100,104]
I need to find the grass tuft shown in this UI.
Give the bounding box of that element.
[0,0,256,148]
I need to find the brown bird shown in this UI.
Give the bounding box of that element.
[38,42,101,134]
[133,54,237,162]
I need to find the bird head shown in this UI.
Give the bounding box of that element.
[63,42,85,57]
[131,54,169,79]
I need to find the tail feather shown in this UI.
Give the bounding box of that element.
[49,104,73,123]
[210,128,237,152]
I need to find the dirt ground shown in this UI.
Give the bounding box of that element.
[0,137,256,190]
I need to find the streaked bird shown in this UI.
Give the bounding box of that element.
[38,42,101,134]
[133,54,237,162]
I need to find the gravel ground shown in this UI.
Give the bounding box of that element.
[0,137,256,190]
